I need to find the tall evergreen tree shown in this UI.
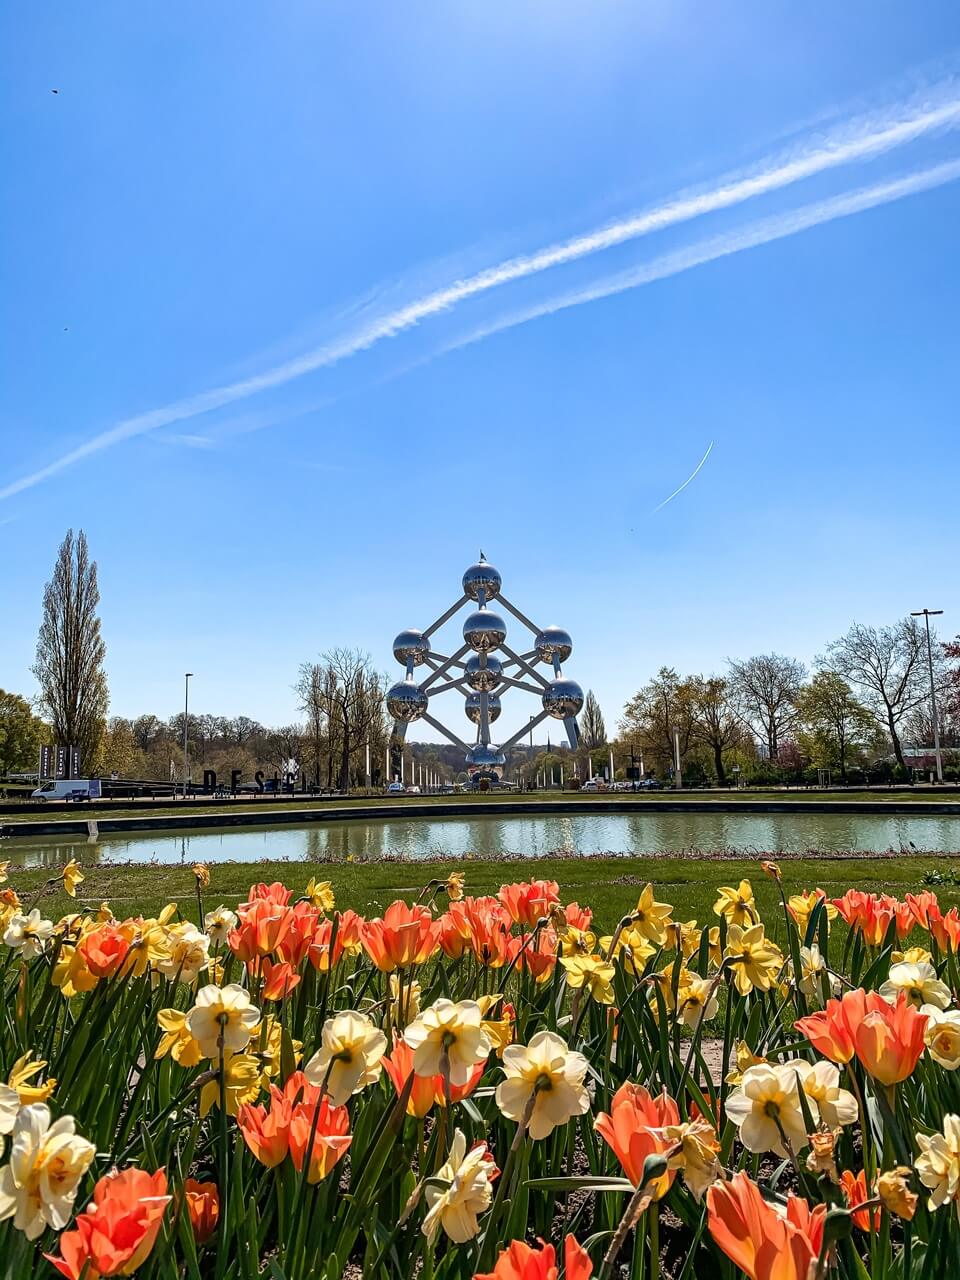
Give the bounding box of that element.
[33,529,108,774]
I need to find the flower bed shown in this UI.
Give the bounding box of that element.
[1,857,959,1278]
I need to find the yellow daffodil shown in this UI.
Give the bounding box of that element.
[725,1040,768,1086]
[632,884,674,946]
[7,1054,56,1106]
[557,926,597,958]
[786,889,837,935]
[389,974,421,1027]
[255,1015,302,1078]
[96,902,113,921]
[663,1117,721,1199]
[61,860,84,898]
[404,1000,491,1087]
[192,863,210,888]
[0,1104,95,1239]
[916,1114,960,1212]
[199,1053,262,1118]
[561,953,615,1004]
[893,946,933,967]
[446,872,465,902]
[0,889,22,932]
[495,1030,590,1140]
[0,862,9,885]
[422,1129,496,1243]
[305,878,335,912]
[477,994,513,1057]
[723,924,784,996]
[155,1009,204,1068]
[877,1166,918,1220]
[50,945,98,999]
[601,924,655,977]
[186,984,261,1060]
[713,880,757,927]
[303,1011,387,1107]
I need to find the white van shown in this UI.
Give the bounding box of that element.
[31,779,102,802]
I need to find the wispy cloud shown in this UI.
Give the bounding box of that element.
[155,432,216,449]
[653,442,715,513]
[3,82,960,502]
[438,158,960,359]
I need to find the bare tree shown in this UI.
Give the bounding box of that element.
[727,653,804,761]
[825,618,934,767]
[326,649,387,791]
[688,675,744,785]
[618,668,696,775]
[579,690,607,749]
[266,723,305,781]
[33,530,108,774]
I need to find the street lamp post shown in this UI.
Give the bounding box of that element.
[182,673,193,800]
[911,608,944,783]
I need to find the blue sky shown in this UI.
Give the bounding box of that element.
[1,2,958,744]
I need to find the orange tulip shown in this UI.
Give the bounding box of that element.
[475,1234,593,1280]
[439,1059,485,1106]
[594,1083,679,1199]
[852,992,928,1086]
[237,1089,293,1167]
[840,1169,880,1232]
[498,880,561,929]
[183,1179,219,1243]
[906,891,939,931]
[228,899,293,961]
[518,929,559,983]
[245,882,293,907]
[563,902,593,932]
[796,988,873,1064]
[258,957,301,1001]
[276,901,319,967]
[77,923,132,979]
[382,1037,438,1118]
[927,905,960,953]
[360,901,440,971]
[46,1167,171,1279]
[287,1096,351,1184]
[707,1171,825,1280]
[438,907,473,959]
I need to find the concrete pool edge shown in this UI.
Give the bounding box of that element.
[4,795,960,838]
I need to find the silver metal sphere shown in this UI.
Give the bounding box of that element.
[464,655,503,692]
[541,678,584,719]
[534,626,573,665]
[466,743,506,776]
[386,681,428,722]
[463,609,506,653]
[393,629,431,667]
[464,691,502,724]
[462,559,502,603]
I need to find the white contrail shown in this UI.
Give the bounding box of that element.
[3,86,960,501]
[652,441,715,513]
[437,157,960,361]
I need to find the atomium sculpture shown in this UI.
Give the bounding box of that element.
[385,556,584,785]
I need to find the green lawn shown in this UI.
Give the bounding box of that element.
[2,786,957,825]
[10,851,960,934]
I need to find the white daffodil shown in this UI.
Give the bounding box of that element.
[304,1010,387,1106]
[880,962,951,1011]
[495,1030,591,1140]
[404,999,491,1087]
[4,911,54,960]
[185,983,260,1060]
[422,1128,496,1243]
[0,1104,95,1240]
[725,1063,811,1157]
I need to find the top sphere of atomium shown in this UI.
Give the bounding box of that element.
[464,654,502,691]
[393,629,431,667]
[462,559,501,603]
[542,677,584,719]
[534,626,573,665]
[385,681,428,722]
[463,610,507,653]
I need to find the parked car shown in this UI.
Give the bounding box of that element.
[405,784,421,795]
[640,778,663,790]
[581,779,609,792]
[387,781,405,794]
